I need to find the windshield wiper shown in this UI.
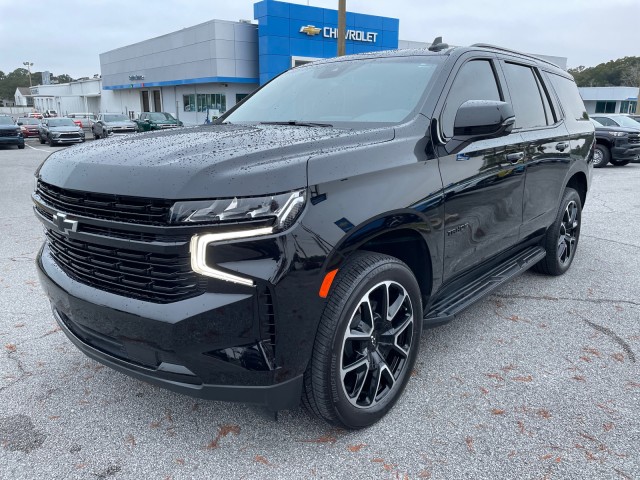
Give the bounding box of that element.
[260,121,333,128]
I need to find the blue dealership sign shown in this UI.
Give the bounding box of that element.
[254,0,399,84]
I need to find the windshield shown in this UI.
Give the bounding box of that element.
[48,118,76,127]
[612,116,640,129]
[104,114,129,122]
[0,117,14,125]
[224,56,442,126]
[18,118,40,125]
[590,118,603,127]
[147,112,175,121]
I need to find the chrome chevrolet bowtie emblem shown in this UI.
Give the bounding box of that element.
[52,212,78,235]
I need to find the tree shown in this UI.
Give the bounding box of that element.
[569,56,640,87]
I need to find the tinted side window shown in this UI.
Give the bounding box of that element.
[548,73,589,121]
[502,62,547,129]
[442,60,501,138]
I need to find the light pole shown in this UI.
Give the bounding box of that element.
[337,0,346,56]
[23,62,34,87]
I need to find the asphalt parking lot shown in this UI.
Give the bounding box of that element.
[1,139,638,479]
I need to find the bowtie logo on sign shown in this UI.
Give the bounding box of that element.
[299,25,378,43]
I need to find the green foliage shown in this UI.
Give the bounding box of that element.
[0,68,74,101]
[569,57,640,87]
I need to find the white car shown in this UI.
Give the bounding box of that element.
[590,114,640,130]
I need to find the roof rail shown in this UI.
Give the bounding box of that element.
[470,43,560,68]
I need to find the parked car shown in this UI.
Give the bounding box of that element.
[28,112,44,119]
[33,42,593,428]
[17,117,42,138]
[134,112,184,131]
[629,114,640,124]
[44,109,59,118]
[38,117,85,146]
[590,118,640,167]
[66,113,97,132]
[0,115,25,149]
[590,114,640,130]
[92,113,138,138]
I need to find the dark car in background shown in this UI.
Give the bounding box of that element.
[92,113,138,139]
[34,43,593,429]
[38,118,85,146]
[134,112,184,131]
[590,118,640,167]
[0,115,25,149]
[17,117,42,138]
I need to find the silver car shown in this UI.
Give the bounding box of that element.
[92,113,138,138]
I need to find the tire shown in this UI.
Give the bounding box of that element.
[593,144,610,168]
[48,136,56,146]
[93,128,100,140]
[303,252,423,429]
[39,135,45,145]
[609,159,630,167]
[533,188,582,276]
[18,144,25,149]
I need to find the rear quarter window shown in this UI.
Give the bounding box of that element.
[548,73,588,122]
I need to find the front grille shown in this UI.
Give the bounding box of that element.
[258,288,277,365]
[46,229,205,303]
[36,181,173,225]
[628,134,640,145]
[2,130,18,137]
[59,133,81,139]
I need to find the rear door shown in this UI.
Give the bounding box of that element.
[497,58,572,239]
[433,54,526,280]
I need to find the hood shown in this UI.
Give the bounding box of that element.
[106,120,136,127]
[37,124,393,199]
[594,125,639,134]
[0,124,18,131]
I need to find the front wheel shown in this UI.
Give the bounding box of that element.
[303,252,423,429]
[48,136,56,146]
[39,135,46,144]
[593,144,609,168]
[533,188,582,276]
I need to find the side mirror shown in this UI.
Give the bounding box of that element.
[446,100,515,154]
[17,122,23,126]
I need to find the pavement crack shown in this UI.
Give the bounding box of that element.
[492,293,640,308]
[581,234,640,250]
[576,314,636,363]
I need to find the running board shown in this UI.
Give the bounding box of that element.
[423,246,546,326]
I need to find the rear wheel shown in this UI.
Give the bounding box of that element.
[533,188,581,276]
[303,252,423,429]
[609,159,630,167]
[593,144,609,168]
[18,144,25,149]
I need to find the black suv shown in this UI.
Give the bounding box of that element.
[590,118,640,167]
[34,43,593,429]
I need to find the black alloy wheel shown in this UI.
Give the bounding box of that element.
[533,187,582,275]
[593,144,609,168]
[303,252,423,429]
[339,280,414,408]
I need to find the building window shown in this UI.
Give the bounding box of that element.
[236,93,248,104]
[183,94,196,112]
[619,100,637,114]
[595,101,616,113]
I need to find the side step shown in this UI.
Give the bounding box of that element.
[423,246,546,326]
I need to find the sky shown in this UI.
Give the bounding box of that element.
[1,0,638,79]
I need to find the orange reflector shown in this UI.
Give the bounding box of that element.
[319,269,339,298]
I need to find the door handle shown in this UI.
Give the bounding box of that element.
[555,142,569,152]
[506,152,525,164]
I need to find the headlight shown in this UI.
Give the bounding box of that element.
[171,189,306,230]
[611,132,627,137]
[184,190,306,285]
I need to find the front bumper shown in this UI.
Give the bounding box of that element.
[0,135,24,146]
[612,142,640,162]
[37,244,304,410]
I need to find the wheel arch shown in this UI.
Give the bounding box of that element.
[323,213,437,305]
[565,171,588,208]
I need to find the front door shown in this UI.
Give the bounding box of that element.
[434,56,526,280]
[153,90,162,112]
[141,91,150,112]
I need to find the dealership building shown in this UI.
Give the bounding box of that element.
[20,0,570,123]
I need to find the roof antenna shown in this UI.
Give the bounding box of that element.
[428,36,449,52]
